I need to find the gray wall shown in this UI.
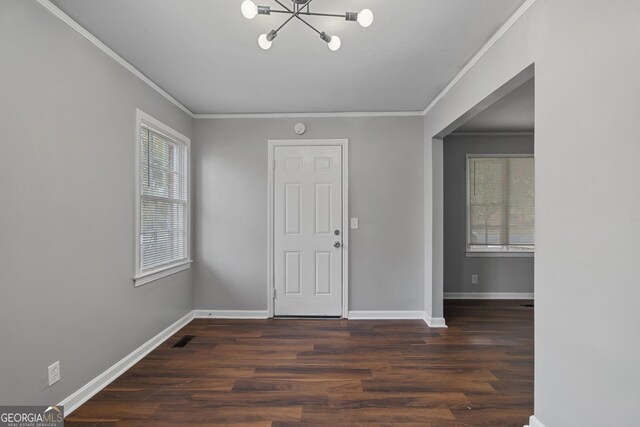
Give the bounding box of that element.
[423,0,640,425]
[0,1,193,405]
[193,117,424,312]
[443,134,534,295]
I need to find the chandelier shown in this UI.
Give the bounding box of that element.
[240,0,374,51]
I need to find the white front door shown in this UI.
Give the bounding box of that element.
[274,145,343,316]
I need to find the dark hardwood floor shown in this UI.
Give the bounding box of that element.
[66,300,533,426]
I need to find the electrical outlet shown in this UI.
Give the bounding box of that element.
[350,218,359,229]
[48,361,60,386]
[471,274,479,285]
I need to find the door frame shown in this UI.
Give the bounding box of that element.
[267,139,349,318]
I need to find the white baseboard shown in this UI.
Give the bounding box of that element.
[423,311,448,328]
[62,310,268,415]
[347,310,449,328]
[348,310,425,320]
[445,292,534,300]
[59,307,455,416]
[525,415,546,427]
[59,310,194,415]
[193,309,269,319]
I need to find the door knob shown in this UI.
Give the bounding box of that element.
[334,241,341,248]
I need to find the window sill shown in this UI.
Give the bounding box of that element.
[134,260,193,287]
[465,251,534,258]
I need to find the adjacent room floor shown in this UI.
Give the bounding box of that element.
[66,300,533,426]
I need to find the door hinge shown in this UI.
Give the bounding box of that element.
[273,288,277,299]
[272,159,276,170]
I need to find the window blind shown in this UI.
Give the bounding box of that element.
[468,156,534,250]
[139,126,188,271]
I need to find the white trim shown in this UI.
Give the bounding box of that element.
[195,111,422,119]
[137,109,191,144]
[59,310,194,416]
[467,153,535,158]
[134,109,192,287]
[444,292,534,300]
[193,310,270,319]
[421,0,538,116]
[348,311,425,320]
[423,312,448,328]
[35,0,535,119]
[449,131,535,136]
[133,260,193,287]
[525,415,546,427]
[267,139,349,319]
[35,0,194,117]
[466,251,534,258]
[58,308,464,416]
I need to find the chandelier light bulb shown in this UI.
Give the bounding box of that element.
[357,9,374,27]
[327,35,341,51]
[244,3,371,50]
[258,33,272,50]
[241,0,258,19]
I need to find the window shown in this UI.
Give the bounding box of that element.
[467,155,534,254]
[134,110,191,286]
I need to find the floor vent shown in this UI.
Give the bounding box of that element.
[521,303,534,308]
[172,335,196,348]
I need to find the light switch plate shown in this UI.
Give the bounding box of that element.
[350,218,359,229]
[48,361,60,386]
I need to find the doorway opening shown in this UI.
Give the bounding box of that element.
[443,77,535,304]
[429,64,535,325]
[430,65,535,423]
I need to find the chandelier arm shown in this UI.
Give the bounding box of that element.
[271,0,297,14]
[293,15,323,36]
[273,10,300,33]
[273,0,313,14]
[272,0,312,12]
[269,10,347,19]
[292,0,314,17]
[303,12,346,18]
[271,0,322,35]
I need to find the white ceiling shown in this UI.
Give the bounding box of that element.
[457,78,534,132]
[51,0,527,114]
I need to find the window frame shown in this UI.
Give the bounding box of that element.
[465,153,534,257]
[134,109,192,287]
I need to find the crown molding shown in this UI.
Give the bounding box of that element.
[36,0,536,120]
[194,111,423,119]
[201,0,536,120]
[421,0,538,116]
[35,0,194,118]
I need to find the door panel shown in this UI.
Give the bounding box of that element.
[315,251,332,295]
[315,183,332,235]
[285,184,301,235]
[274,145,342,316]
[284,251,302,295]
